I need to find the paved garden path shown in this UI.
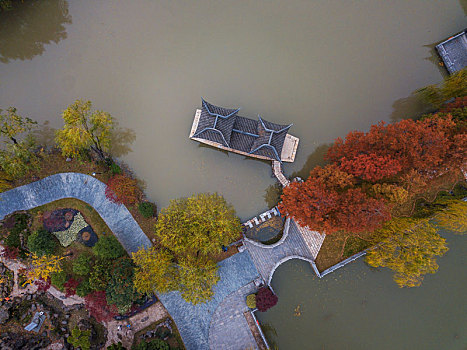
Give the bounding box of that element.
[0,245,84,305]
[0,173,151,254]
[105,301,169,349]
[158,251,260,350]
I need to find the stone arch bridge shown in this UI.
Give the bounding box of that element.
[243,217,325,285]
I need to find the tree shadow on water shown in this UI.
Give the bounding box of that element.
[290,143,332,180]
[459,0,467,15]
[0,0,72,63]
[32,120,56,148]
[110,122,137,157]
[389,92,434,123]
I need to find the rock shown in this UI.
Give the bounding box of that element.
[61,328,66,332]
[65,314,70,319]
[41,332,47,337]
[66,158,72,162]
[53,314,58,318]
[61,320,67,325]
[31,304,36,311]
[0,306,10,324]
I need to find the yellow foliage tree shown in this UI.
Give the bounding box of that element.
[418,68,467,108]
[436,200,467,234]
[365,218,448,288]
[0,107,40,179]
[24,253,64,286]
[55,100,114,159]
[177,255,219,305]
[371,183,409,204]
[132,247,176,295]
[156,193,241,256]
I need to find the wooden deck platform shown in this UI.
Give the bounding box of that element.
[190,109,299,162]
[436,29,467,74]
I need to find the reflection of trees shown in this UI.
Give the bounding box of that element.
[0,0,71,63]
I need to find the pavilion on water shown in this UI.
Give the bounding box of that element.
[189,99,299,162]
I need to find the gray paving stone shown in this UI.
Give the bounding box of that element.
[0,173,151,253]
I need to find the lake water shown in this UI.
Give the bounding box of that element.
[0,1,465,349]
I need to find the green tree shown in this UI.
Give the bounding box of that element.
[436,200,467,234]
[365,218,448,287]
[27,228,58,256]
[132,339,169,350]
[106,258,139,314]
[132,247,176,295]
[89,259,111,291]
[177,255,219,305]
[55,99,114,159]
[67,327,91,350]
[0,107,40,179]
[156,193,241,256]
[108,342,126,350]
[418,68,467,108]
[73,254,92,275]
[92,236,126,260]
[76,279,92,297]
[50,270,67,290]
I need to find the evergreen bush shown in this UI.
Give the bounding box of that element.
[27,228,58,256]
[51,270,67,291]
[73,255,92,275]
[138,202,156,218]
[92,236,126,259]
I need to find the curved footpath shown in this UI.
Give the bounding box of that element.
[0,173,151,253]
[0,173,261,349]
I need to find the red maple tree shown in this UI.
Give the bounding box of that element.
[339,153,402,182]
[105,174,140,205]
[64,278,80,297]
[279,176,391,234]
[327,116,461,178]
[85,291,118,322]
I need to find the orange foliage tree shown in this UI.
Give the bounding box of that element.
[339,153,402,181]
[279,165,391,234]
[327,116,461,178]
[105,174,140,205]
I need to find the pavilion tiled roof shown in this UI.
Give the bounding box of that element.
[193,99,292,162]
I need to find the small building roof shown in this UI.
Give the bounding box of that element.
[192,99,292,162]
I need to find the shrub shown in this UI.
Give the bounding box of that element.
[35,277,51,292]
[76,279,92,297]
[67,327,91,350]
[85,291,118,322]
[92,236,126,259]
[110,162,122,175]
[105,174,140,205]
[4,231,20,248]
[89,259,111,291]
[133,339,169,350]
[64,278,80,297]
[138,202,156,218]
[27,228,58,256]
[107,342,126,350]
[255,287,278,312]
[51,270,67,290]
[1,246,19,259]
[73,255,92,275]
[246,294,256,309]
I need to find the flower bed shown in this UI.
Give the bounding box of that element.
[77,226,98,247]
[52,212,88,247]
[43,209,78,232]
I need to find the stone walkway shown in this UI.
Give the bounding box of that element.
[105,301,169,349]
[208,282,258,350]
[272,161,290,187]
[158,251,260,350]
[0,173,151,254]
[0,245,83,305]
[244,218,325,285]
